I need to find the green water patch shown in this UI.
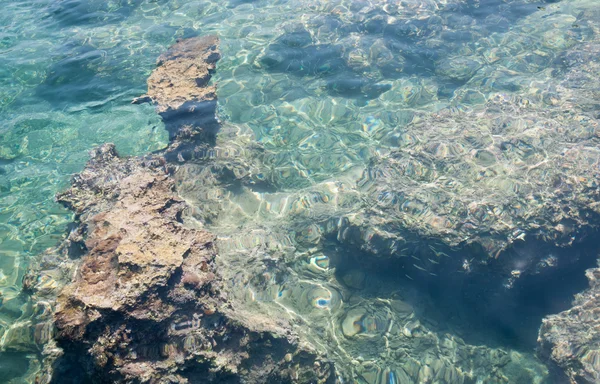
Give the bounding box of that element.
[2,0,600,381]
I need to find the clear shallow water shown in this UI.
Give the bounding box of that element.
[1,0,599,382]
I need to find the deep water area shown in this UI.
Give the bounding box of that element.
[2,0,600,382]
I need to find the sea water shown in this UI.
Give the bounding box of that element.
[1,0,599,382]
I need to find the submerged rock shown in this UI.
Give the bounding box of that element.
[21,3,600,380]
[538,262,600,384]
[133,35,221,141]
[35,143,334,383]
[26,36,334,384]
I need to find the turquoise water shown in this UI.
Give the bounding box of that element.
[1,0,600,382]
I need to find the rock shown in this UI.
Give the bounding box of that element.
[342,269,366,290]
[22,8,600,381]
[54,143,214,332]
[26,36,334,384]
[43,143,334,383]
[133,35,221,141]
[538,262,600,384]
[341,309,366,337]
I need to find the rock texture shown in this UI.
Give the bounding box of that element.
[44,144,333,383]
[538,262,600,384]
[133,35,220,141]
[23,19,600,384]
[23,35,334,384]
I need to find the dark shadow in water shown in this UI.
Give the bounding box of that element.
[160,100,220,142]
[324,75,391,100]
[332,233,599,353]
[259,42,346,78]
[258,0,552,102]
[259,28,392,101]
[42,0,144,28]
[422,240,598,351]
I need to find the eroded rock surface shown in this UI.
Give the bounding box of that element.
[538,262,600,384]
[22,11,600,382]
[133,35,220,141]
[39,144,333,383]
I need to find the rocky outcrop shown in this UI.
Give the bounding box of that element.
[538,262,600,384]
[40,143,333,383]
[133,35,220,141]
[22,34,334,384]
[22,13,600,382]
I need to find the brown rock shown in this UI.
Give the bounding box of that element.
[34,36,334,384]
[47,143,333,383]
[133,35,221,141]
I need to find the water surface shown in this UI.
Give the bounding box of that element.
[1,0,599,382]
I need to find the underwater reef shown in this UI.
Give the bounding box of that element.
[162,2,600,292]
[17,15,600,383]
